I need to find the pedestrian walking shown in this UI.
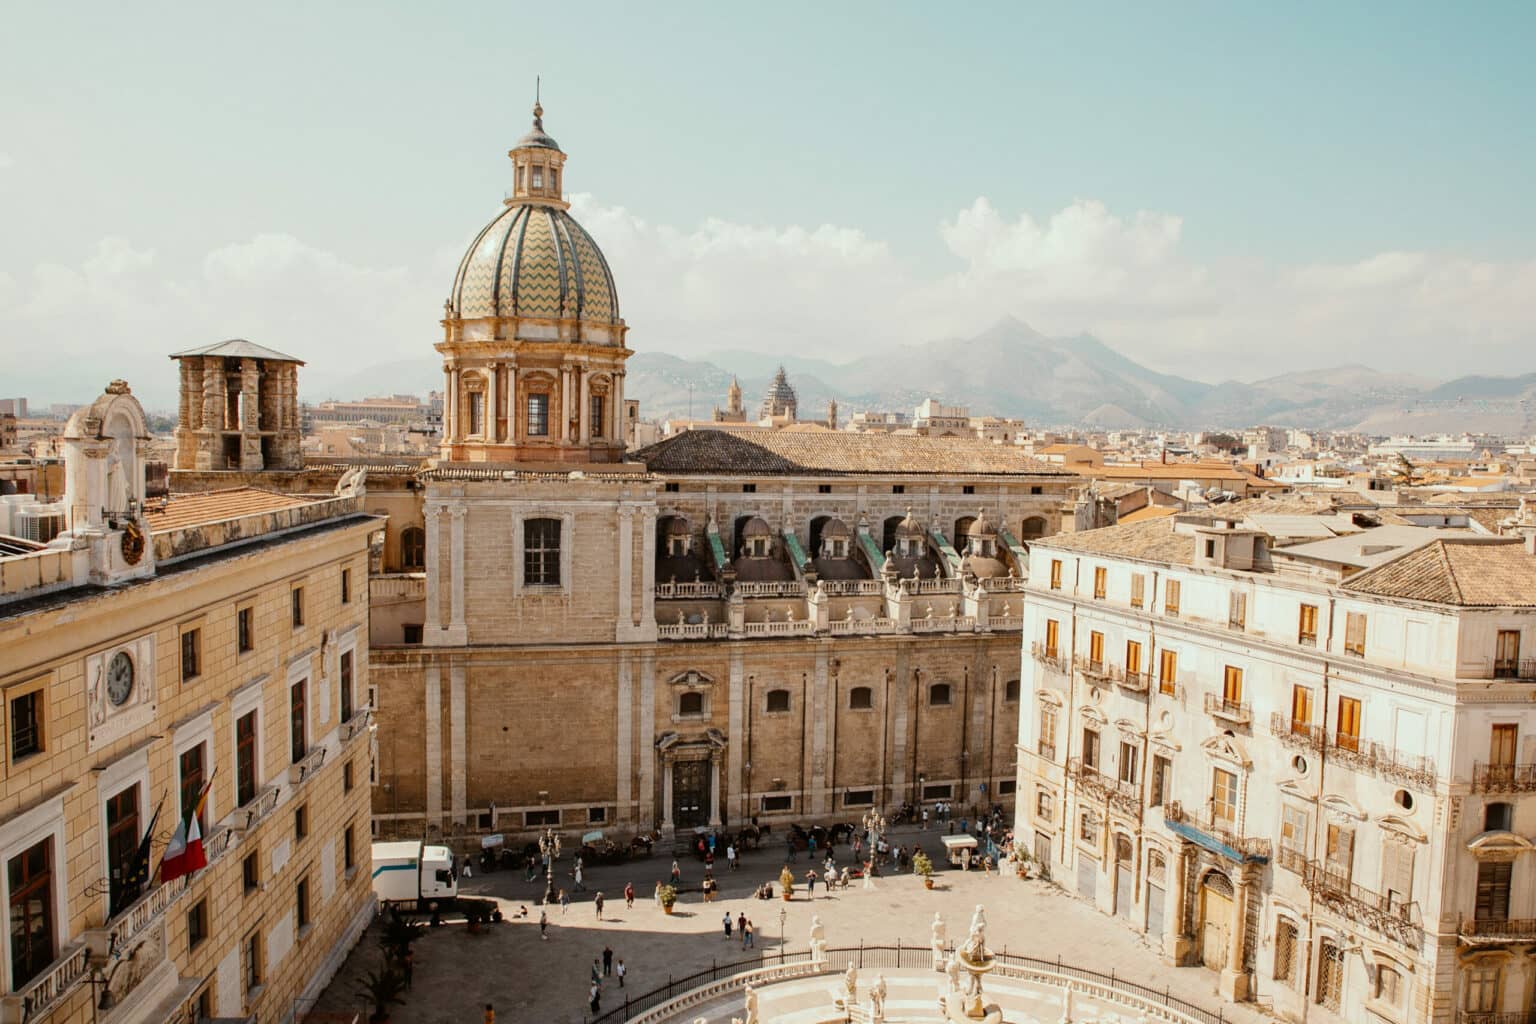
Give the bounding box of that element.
[462,855,472,879]
[574,860,585,892]
[589,983,600,1014]
[723,912,733,940]
[591,958,602,987]
[787,835,797,862]
[805,869,818,897]
[625,881,635,909]
[727,844,737,871]
[863,861,876,890]
[824,855,836,878]
[602,945,613,975]
[808,834,817,857]
[737,912,747,942]
[617,960,627,988]
[654,880,663,908]
[922,807,930,830]
[671,860,682,883]
[595,891,605,919]
[744,918,755,947]
[484,1004,494,1024]
[559,888,570,914]
[539,909,549,940]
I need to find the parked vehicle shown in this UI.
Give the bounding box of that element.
[372,840,459,910]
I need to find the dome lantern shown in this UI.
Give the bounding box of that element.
[506,87,568,209]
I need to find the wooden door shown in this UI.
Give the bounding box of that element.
[1200,880,1233,970]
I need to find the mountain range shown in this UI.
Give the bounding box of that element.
[623,317,1536,434]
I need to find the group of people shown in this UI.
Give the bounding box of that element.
[720,910,757,946]
[586,944,628,1014]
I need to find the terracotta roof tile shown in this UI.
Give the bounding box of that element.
[633,429,1072,477]
[1342,538,1536,607]
[144,487,313,532]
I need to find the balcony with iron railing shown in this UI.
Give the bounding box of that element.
[1118,670,1152,694]
[231,782,282,833]
[1481,656,1536,682]
[1029,642,1068,674]
[1458,915,1536,945]
[0,943,90,1024]
[1164,801,1270,862]
[1324,737,1438,790]
[1274,845,1308,876]
[1300,859,1421,948]
[339,707,373,745]
[83,879,186,962]
[1203,693,1252,726]
[1268,712,1325,752]
[1067,757,1142,817]
[289,744,328,786]
[1073,654,1120,685]
[1037,741,1057,763]
[1473,762,1536,793]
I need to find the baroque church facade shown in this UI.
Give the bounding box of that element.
[224,104,1085,841]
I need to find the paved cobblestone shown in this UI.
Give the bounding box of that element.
[313,826,1276,1024]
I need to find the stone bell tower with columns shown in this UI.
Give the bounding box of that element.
[170,338,304,471]
[437,94,631,464]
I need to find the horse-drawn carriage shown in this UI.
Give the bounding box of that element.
[579,830,658,865]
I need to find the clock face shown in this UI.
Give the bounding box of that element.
[106,651,135,706]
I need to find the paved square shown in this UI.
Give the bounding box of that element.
[313,828,1272,1024]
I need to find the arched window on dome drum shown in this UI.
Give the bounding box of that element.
[551,168,560,195]
[400,527,425,571]
[467,392,484,437]
[527,394,550,437]
[531,166,543,190]
[590,394,605,438]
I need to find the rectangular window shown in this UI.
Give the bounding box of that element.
[589,394,605,437]
[1125,640,1142,676]
[891,485,905,495]
[523,518,562,587]
[1476,860,1512,921]
[339,650,354,723]
[403,624,423,644]
[296,876,311,930]
[1211,768,1238,824]
[922,783,953,800]
[761,795,793,813]
[243,852,260,894]
[244,931,262,995]
[181,627,201,681]
[997,779,1016,795]
[1164,579,1181,615]
[1298,603,1319,646]
[530,166,543,189]
[294,803,309,842]
[105,785,140,912]
[344,824,356,872]
[290,680,308,764]
[741,483,756,493]
[1344,611,1367,656]
[1044,618,1059,658]
[1049,559,1062,590]
[1496,630,1521,678]
[962,484,975,495]
[236,711,258,806]
[1130,574,1145,608]
[588,806,607,823]
[664,482,680,493]
[1150,756,1172,807]
[180,743,207,831]
[1038,709,1057,760]
[238,606,254,653]
[1325,823,1355,884]
[1036,790,1054,821]
[843,790,875,808]
[527,393,550,436]
[8,839,54,990]
[1381,839,1415,911]
[1281,805,1309,853]
[1082,728,1101,770]
[1291,685,1314,732]
[1223,665,1244,704]
[818,484,832,494]
[468,391,484,435]
[1079,813,1097,843]
[9,688,43,760]
[1093,566,1107,599]
[1118,742,1139,785]
[1158,650,1178,695]
[344,759,355,793]
[291,587,305,628]
[1336,696,1362,753]
[187,898,209,950]
[1491,723,1519,767]
[341,567,351,604]
[1229,591,1247,629]
[1089,630,1104,670]
[524,809,560,827]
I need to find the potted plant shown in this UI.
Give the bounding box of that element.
[779,866,796,901]
[913,851,935,889]
[357,963,407,1024]
[659,884,678,914]
[380,915,425,965]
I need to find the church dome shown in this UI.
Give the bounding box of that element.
[449,204,619,324]
[447,99,621,328]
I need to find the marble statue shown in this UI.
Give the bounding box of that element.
[869,974,888,1022]
[945,953,962,993]
[743,984,758,1024]
[808,915,827,961]
[844,962,858,1003]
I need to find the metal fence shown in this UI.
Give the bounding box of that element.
[586,943,1232,1024]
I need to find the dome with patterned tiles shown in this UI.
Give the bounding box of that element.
[448,101,621,329]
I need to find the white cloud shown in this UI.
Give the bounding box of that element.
[2,195,1534,410]
[0,154,14,171]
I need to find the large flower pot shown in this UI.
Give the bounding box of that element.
[663,904,675,915]
[783,893,792,901]
[924,878,935,890]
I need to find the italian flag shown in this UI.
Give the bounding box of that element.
[161,780,212,882]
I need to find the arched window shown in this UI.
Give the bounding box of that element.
[765,689,791,713]
[1004,679,1020,702]
[1274,918,1298,984]
[400,526,425,570]
[1485,802,1514,832]
[929,683,952,707]
[848,686,873,710]
[1021,516,1048,540]
[1375,965,1401,1006]
[678,692,704,717]
[524,518,561,586]
[1316,939,1344,1010]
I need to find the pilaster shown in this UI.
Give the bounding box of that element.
[617,654,633,822]
[616,505,634,640]
[450,662,467,825]
[444,504,468,645]
[425,661,443,828]
[811,648,830,816]
[728,649,745,822]
[640,651,656,826]
[423,505,443,636]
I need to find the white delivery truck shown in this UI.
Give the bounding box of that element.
[372,840,459,910]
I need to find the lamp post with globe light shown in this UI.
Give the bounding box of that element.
[538,827,562,905]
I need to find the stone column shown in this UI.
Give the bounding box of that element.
[709,753,722,828]
[640,508,658,640]
[423,505,443,636]
[616,505,634,639]
[486,363,499,443]
[728,650,745,821]
[640,652,656,825]
[442,366,452,442]
[578,367,591,445]
[447,504,467,643]
[1220,873,1251,1001]
[661,753,673,829]
[425,661,443,829]
[1162,843,1194,965]
[239,358,263,470]
[449,370,461,442]
[811,649,830,816]
[199,357,223,470]
[450,662,467,825]
[617,655,633,824]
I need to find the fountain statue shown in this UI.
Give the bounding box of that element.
[742,985,758,1024]
[869,973,888,1023]
[808,915,827,963]
[931,911,948,965]
[941,905,1001,1023]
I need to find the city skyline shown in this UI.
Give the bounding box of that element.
[3,3,1535,407]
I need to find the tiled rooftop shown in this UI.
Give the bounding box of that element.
[144,487,312,531]
[634,429,1073,477]
[1342,538,1536,607]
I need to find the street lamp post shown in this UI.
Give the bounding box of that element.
[538,827,562,905]
[778,905,787,962]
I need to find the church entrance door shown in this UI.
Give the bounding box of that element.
[673,760,709,829]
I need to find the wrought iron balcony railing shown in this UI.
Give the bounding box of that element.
[1269,712,1326,752]
[1300,859,1422,949]
[1030,642,1068,674]
[1203,693,1251,725]
[1473,762,1536,793]
[1458,915,1536,944]
[1164,801,1271,862]
[1068,757,1141,817]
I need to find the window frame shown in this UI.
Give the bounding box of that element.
[928,682,952,707]
[522,517,563,589]
[7,678,46,763]
[763,688,792,714]
[291,586,305,629]
[527,393,550,436]
[848,686,874,710]
[237,605,255,654]
[400,526,426,571]
[180,626,202,682]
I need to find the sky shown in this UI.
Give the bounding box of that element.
[2,1,1534,410]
